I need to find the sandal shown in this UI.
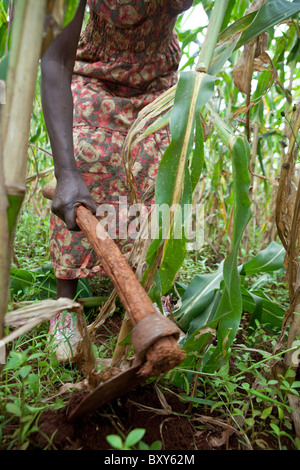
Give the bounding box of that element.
[48,311,82,362]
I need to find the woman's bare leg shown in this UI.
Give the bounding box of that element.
[56,278,78,299]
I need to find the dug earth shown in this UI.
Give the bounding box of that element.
[29,385,243,450]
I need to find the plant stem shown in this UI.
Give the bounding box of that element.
[196,0,229,72]
[0,0,47,348]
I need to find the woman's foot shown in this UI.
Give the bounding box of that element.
[48,311,82,362]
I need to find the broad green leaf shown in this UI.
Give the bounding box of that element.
[10,268,35,295]
[155,71,214,207]
[242,287,285,331]
[174,262,224,330]
[63,0,81,27]
[190,111,204,192]
[4,351,26,370]
[0,53,9,80]
[7,194,23,238]
[176,241,284,342]
[106,434,123,450]
[0,22,8,58]
[185,290,222,338]
[242,242,285,275]
[210,0,300,75]
[142,1,228,294]
[149,440,162,450]
[203,135,252,371]
[6,402,22,417]
[159,231,188,295]
[153,71,215,294]
[3,0,10,13]
[236,0,300,50]
[221,0,236,31]
[148,270,163,312]
[125,429,146,448]
[172,308,231,386]
[261,406,273,419]
[10,265,92,300]
[9,268,57,300]
[18,365,31,379]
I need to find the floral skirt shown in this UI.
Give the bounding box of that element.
[49,124,170,279]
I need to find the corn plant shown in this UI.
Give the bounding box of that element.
[125,0,299,379]
[0,0,80,353]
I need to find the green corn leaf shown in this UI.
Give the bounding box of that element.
[10,268,35,295]
[6,194,23,238]
[153,71,215,294]
[190,111,205,192]
[175,241,285,344]
[0,22,8,59]
[210,0,300,76]
[185,290,222,339]
[174,262,224,330]
[9,265,92,300]
[221,0,236,31]
[241,241,285,276]
[242,287,285,331]
[202,135,252,372]
[155,72,214,207]
[3,0,10,13]
[236,0,300,50]
[63,0,81,27]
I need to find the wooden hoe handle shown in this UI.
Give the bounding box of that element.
[42,186,185,377]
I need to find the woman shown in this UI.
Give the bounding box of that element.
[41,0,193,361]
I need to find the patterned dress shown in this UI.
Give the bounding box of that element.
[49,0,193,280]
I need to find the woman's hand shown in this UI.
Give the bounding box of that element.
[52,170,97,231]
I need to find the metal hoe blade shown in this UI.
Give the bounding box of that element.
[68,363,146,422]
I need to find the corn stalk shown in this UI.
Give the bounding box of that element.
[139,0,228,299]
[0,0,80,359]
[0,0,47,350]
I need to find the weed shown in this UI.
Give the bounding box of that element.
[0,330,79,449]
[106,428,162,451]
[174,319,299,450]
[13,204,50,271]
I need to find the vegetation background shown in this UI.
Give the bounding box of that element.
[0,0,300,451]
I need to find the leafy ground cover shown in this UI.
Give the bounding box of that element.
[1,210,299,451]
[1,0,300,452]
[1,307,298,451]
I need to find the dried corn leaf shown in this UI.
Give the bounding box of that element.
[2,298,81,346]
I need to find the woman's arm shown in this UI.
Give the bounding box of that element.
[41,0,97,231]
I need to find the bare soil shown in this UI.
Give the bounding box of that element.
[26,313,289,452]
[6,310,295,451]
[30,385,244,451]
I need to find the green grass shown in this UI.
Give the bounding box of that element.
[13,203,50,271]
[0,328,81,449]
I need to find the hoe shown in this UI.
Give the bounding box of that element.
[42,186,185,422]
